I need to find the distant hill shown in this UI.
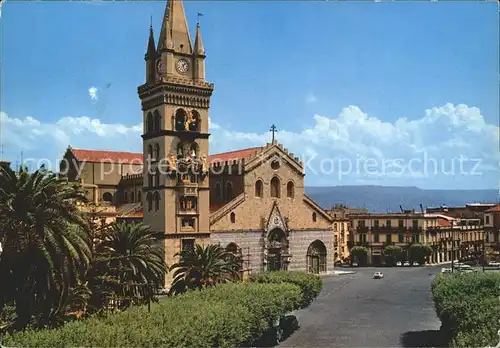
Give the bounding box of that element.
[305,185,499,213]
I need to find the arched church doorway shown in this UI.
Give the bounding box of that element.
[307,240,327,274]
[266,228,290,271]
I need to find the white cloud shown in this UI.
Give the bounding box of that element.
[0,111,141,170]
[0,102,498,188]
[305,93,318,104]
[88,86,99,102]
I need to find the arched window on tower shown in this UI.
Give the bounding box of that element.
[130,191,134,203]
[148,174,153,188]
[147,144,153,160]
[255,180,263,198]
[225,182,233,201]
[175,109,187,131]
[154,110,161,131]
[138,191,142,204]
[215,182,222,200]
[286,181,295,198]
[155,167,161,187]
[312,212,317,222]
[270,177,280,198]
[177,142,184,159]
[153,192,160,211]
[146,112,153,133]
[189,142,198,158]
[189,110,200,131]
[154,143,160,160]
[230,212,236,223]
[146,192,152,212]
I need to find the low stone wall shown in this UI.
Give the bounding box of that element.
[210,230,265,273]
[288,229,335,274]
[211,228,334,275]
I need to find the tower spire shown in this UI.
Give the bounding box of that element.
[158,0,193,54]
[194,19,205,56]
[145,19,156,59]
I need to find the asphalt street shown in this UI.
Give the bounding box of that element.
[280,266,446,348]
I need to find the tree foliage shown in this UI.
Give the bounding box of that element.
[0,165,91,330]
[431,272,500,347]
[0,165,168,332]
[2,282,303,348]
[250,271,322,309]
[350,246,368,265]
[383,245,403,265]
[408,244,432,264]
[169,244,241,295]
[87,222,167,311]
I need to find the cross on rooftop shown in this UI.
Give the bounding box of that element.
[270,124,277,143]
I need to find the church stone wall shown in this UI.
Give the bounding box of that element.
[288,229,335,273]
[210,230,266,274]
[211,228,335,274]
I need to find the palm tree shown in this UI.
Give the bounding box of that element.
[0,165,91,330]
[88,221,166,310]
[169,243,241,295]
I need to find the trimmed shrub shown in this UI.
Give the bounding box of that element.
[431,272,500,348]
[1,282,301,348]
[249,271,323,309]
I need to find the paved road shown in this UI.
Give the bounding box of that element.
[280,266,446,348]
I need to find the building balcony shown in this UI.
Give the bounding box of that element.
[371,226,402,233]
[356,226,369,233]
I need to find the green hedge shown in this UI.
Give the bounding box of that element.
[431,272,500,348]
[249,271,323,309]
[1,282,301,348]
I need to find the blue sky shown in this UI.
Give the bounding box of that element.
[1,0,498,189]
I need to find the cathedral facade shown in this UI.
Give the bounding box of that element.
[61,0,334,287]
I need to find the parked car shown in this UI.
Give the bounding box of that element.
[352,262,359,267]
[488,261,500,269]
[396,261,402,267]
[373,272,384,279]
[456,265,476,273]
[441,267,452,273]
[403,261,410,267]
[412,261,419,267]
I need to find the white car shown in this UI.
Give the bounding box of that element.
[488,261,500,268]
[396,261,402,267]
[457,265,475,273]
[352,262,359,267]
[441,268,452,273]
[412,261,419,267]
[373,272,384,279]
[403,261,410,267]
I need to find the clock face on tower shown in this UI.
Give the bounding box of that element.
[176,59,189,73]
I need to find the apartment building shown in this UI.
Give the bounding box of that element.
[424,214,484,263]
[327,206,368,262]
[484,204,500,262]
[348,210,486,265]
[349,213,426,265]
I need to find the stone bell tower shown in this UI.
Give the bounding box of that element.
[137,0,214,286]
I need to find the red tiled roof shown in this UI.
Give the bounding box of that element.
[70,148,143,165]
[208,147,263,164]
[69,146,263,166]
[486,205,500,213]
